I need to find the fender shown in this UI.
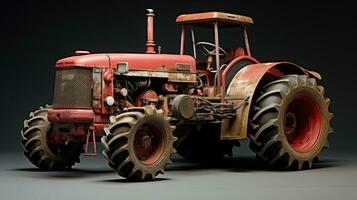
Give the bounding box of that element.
[221,55,259,92]
[220,62,321,140]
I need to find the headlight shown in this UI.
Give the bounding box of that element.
[117,62,129,74]
[105,96,115,106]
[120,88,128,97]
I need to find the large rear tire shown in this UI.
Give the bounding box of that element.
[21,105,83,170]
[249,75,333,170]
[174,123,235,163]
[102,106,176,181]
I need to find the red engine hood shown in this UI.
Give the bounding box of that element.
[56,53,196,73]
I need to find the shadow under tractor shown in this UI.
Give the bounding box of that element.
[21,9,333,181]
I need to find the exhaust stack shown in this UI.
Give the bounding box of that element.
[145,9,156,54]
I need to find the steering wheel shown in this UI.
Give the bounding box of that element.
[196,41,227,58]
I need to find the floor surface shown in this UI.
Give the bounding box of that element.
[1,149,356,200]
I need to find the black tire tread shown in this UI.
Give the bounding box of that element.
[21,105,82,170]
[248,75,332,170]
[102,106,176,181]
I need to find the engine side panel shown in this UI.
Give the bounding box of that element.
[109,53,196,73]
[55,53,197,83]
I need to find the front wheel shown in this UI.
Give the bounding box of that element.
[21,105,83,170]
[249,75,333,170]
[102,106,176,181]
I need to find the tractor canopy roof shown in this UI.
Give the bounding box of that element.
[176,11,254,27]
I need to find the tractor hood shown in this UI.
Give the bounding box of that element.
[56,53,196,73]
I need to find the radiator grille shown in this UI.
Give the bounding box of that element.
[53,68,92,108]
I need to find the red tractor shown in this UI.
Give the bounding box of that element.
[21,10,333,181]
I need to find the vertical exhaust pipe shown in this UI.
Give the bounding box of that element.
[145,9,156,54]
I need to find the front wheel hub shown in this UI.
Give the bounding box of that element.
[140,134,152,149]
[134,124,165,165]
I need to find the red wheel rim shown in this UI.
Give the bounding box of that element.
[134,123,165,165]
[284,95,323,153]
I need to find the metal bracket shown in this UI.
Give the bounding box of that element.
[84,127,97,156]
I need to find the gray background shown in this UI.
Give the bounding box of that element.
[0,1,356,199]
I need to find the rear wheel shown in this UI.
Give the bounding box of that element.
[174,123,235,163]
[21,105,83,170]
[249,75,333,169]
[102,106,176,181]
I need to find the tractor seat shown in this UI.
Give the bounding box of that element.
[234,47,245,58]
[223,47,245,63]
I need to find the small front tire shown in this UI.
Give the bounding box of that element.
[102,106,176,181]
[21,105,83,170]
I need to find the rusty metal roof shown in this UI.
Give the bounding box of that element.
[176,12,254,27]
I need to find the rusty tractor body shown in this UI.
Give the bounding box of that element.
[21,10,333,181]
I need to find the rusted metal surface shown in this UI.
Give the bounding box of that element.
[123,70,196,83]
[145,9,156,54]
[159,95,170,115]
[190,27,197,58]
[135,90,159,107]
[243,27,251,57]
[117,99,134,109]
[197,69,214,86]
[175,63,192,71]
[103,70,113,83]
[53,68,93,109]
[84,127,97,156]
[203,86,217,97]
[180,26,185,55]
[101,68,114,115]
[53,123,86,136]
[92,68,102,112]
[124,70,168,78]
[213,22,223,103]
[176,11,254,27]
[303,69,322,80]
[168,71,196,82]
[221,62,320,140]
[56,53,197,74]
[171,95,196,120]
[221,55,259,92]
[93,123,107,135]
[48,109,94,124]
[111,54,196,73]
[163,83,178,92]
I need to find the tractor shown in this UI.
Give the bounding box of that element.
[21,9,333,181]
